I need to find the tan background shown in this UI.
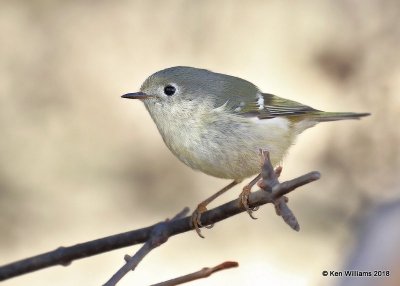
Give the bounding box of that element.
[1,1,399,285]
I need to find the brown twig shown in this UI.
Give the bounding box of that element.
[258,149,300,230]
[103,208,190,286]
[151,261,239,286]
[0,152,320,281]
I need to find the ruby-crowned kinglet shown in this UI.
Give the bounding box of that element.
[122,66,369,237]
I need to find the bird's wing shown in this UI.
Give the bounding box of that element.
[225,92,369,122]
[257,93,319,119]
[228,92,318,119]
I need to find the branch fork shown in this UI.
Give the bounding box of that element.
[255,149,300,231]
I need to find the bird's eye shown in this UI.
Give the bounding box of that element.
[163,85,176,96]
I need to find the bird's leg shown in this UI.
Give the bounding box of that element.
[191,180,239,238]
[239,173,262,219]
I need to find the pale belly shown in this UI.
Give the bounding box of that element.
[161,116,295,180]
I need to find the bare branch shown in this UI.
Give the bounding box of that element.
[0,151,320,281]
[151,261,239,286]
[272,172,321,198]
[103,208,190,286]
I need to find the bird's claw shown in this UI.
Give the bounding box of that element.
[239,186,258,219]
[191,205,214,238]
[205,223,215,229]
[191,209,205,238]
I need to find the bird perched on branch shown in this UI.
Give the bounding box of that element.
[122,66,369,237]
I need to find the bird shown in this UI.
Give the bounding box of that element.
[122,66,369,237]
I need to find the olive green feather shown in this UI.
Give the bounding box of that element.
[239,93,370,122]
[148,66,370,122]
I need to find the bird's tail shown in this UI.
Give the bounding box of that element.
[310,111,370,122]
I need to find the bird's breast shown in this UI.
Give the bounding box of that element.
[147,102,295,180]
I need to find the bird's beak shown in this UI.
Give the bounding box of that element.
[121,92,153,100]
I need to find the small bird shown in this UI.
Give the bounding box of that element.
[122,66,369,237]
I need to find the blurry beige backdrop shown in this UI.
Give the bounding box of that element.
[1,1,399,286]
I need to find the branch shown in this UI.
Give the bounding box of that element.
[151,261,239,286]
[104,208,190,286]
[0,151,320,281]
[257,149,320,230]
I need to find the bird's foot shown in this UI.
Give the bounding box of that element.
[239,173,262,219]
[239,184,259,219]
[190,180,239,238]
[191,204,214,238]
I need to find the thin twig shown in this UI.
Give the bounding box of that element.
[257,150,302,230]
[151,261,239,286]
[0,153,320,281]
[103,208,190,286]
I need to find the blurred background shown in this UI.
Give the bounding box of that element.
[1,1,399,285]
